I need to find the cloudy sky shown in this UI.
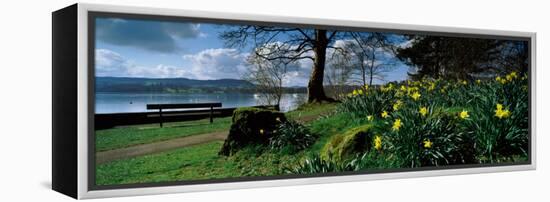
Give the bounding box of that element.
[95,17,410,86]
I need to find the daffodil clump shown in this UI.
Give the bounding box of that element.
[334,71,528,168]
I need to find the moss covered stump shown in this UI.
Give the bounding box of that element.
[219,107,287,156]
[320,125,374,162]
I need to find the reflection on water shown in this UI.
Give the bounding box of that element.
[95,93,306,114]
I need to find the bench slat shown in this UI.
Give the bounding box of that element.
[146,102,222,110]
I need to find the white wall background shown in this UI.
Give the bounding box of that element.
[0,0,547,201]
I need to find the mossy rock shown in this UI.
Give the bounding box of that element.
[219,107,287,156]
[320,124,374,162]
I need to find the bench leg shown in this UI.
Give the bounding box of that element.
[159,108,163,128]
[210,106,213,124]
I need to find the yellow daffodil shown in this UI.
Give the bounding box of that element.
[393,100,403,111]
[428,82,436,91]
[381,83,394,92]
[495,104,511,119]
[259,129,265,135]
[476,79,481,84]
[367,115,373,121]
[395,91,404,97]
[495,110,511,119]
[392,119,402,131]
[459,110,470,119]
[381,111,389,118]
[400,85,407,92]
[419,107,428,117]
[496,76,507,84]
[510,71,518,79]
[374,135,382,150]
[411,91,421,101]
[423,139,433,148]
[364,84,369,90]
[506,74,513,81]
[461,80,467,85]
[406,87,419,96]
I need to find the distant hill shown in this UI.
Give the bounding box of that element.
[95,77,256,93]
[95,77,306,94]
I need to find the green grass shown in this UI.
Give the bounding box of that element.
[286,102,337,121]
[96,141,310,185]
[95,117,232,152]
[96,141,227,185]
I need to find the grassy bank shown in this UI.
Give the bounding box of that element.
[96,103,337,185]
[96,72,528,185]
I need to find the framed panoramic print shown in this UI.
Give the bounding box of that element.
[52,3,536,199]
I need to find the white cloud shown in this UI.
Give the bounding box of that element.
[95,49,193,78]
[96,49,125,70]
[182,48,250,80]
[95,46,315,87]
[126,64,196,78]
[95,49,131,77]
[282,59,312,87]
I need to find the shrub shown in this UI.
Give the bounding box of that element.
[269,120,318,154]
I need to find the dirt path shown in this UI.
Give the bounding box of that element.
[96,131,228,164]
[96,112,329,164]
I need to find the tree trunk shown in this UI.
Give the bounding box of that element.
[361,60,367,87]
[307,29,333,103]
[369,53,375,86]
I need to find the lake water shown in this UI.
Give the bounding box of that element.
[95,93,306,114]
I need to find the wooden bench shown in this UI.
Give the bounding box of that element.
[146,103,222,127]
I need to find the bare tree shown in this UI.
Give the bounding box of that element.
[324,49,354,99]
[346,33,400,86]
[220,26,346,103]
[244,44,296,108]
